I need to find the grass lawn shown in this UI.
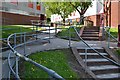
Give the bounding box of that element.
[110,28,118,38]
[1,25,43,38]
[20,49,79,79]
[57,26,81,40]
[1,25,32,38]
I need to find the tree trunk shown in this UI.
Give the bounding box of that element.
[63,18,65,25]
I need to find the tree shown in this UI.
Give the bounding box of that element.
[98,0,111,27]
[44,1,92,24]
[69,0,92,23]
[104,0,111,27]
[44,2,74,23]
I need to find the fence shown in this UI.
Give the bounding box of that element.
[6,24,64,79]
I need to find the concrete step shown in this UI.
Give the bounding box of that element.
[89,65,119,71]
[83,58,109,62]
[87,61,114,66]
[84,28,99,30]
[82,32,99,34]
[83,30,99,32]
[79,53,109,59]
[96,73,120,79]
[77,48,105,53]
[84,27,99,29]
[82,34,99,37]
[81,37,99,40]
[79,53,108,56]
[93,68,120,75]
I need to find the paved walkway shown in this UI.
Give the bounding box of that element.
[1,34,119,79]
[2,38,118,58]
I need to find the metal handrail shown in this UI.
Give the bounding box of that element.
[7,30,64,79]
[68,26,120,67]
[104,27,120,43]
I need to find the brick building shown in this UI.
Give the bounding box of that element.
[85,0,120,28]
[0,0,45,25]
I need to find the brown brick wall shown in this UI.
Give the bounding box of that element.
[1,12,42,25]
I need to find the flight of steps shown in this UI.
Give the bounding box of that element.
[81,26,100,41]
[77,47,120,79]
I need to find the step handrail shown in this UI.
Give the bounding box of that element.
[104,26,120,44]
[68,26,120,67]
[7,29,64,79]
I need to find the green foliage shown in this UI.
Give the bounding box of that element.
[44,2,74,19]
[44,1,92,23]
[20,50,78,79]
[110,28,118,38]
[116,49,120,55]
[70,1,92,15]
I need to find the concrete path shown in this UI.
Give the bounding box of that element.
[0,34,118,79]
[2,38,118,58]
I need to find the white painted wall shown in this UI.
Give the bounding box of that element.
[1,0,45,16]
[51,14,62,22]
[84,0,104,17]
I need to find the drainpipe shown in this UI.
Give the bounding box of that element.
[118,25,120,47]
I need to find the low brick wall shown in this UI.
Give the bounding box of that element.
[1,12,43,25]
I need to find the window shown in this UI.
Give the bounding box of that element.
[28,0,33,8]
[11,0,18,5]
[36,2,41,10]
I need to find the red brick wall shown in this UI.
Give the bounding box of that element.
[86,15,100,26]
[118,2,120,26]
[111,2,119,28]
[86,2,120,28]
[1,12,41,25]
[86,15,96,26]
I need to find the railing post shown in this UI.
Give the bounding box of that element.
[14,33,19,77]
[8,68,11,79]
[20,33,22,44]
[14,33,16,47]
[35,25,38,40]
[85,48,87,75]
[102,26,105,40]
[68,27,71,47]
[49,25,50,43]
[24,33,26,56]
[108,29,110,48]
[32,23,35,32]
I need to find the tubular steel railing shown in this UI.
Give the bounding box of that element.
[68,26,120,68]
[7,24,64,79]
[103,26,120,48]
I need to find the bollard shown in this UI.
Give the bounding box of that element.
[118,25,120,47]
